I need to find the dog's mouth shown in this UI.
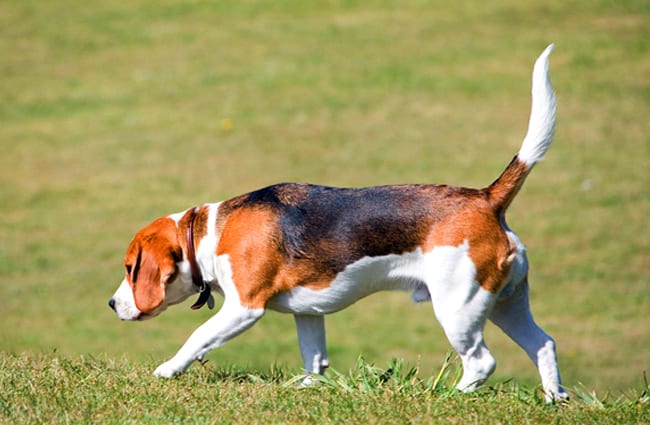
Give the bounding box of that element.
[133,304,168,321]
[114,308,155,321]
[134,312,153,321]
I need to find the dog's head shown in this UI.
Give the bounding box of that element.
[108,217,196,320]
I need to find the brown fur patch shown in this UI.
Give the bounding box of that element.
[174,206,210,255]
[424,197,515,293]
[488,157,531,213]
[124,217,182,313]
[216,206,285,309]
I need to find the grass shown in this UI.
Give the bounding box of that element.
[0,0,648,423]
[1,353,648,424]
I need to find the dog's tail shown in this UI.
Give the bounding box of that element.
[487,44,556,214]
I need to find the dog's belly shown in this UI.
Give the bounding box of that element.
[266,251,427,314]
[266,243,476,315]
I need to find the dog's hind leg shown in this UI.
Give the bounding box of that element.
[489,281,568,402]
[294,314,329,384]
[430,284,499,393]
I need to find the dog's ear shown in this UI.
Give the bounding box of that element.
[131,248,176,313]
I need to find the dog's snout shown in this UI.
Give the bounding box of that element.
[108,298,116,311]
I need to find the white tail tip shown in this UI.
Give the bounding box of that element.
[518,44,557,166]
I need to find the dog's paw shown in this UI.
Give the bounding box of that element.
[545,389,570,404]
[153,360,185,378]
[298,374,318,387]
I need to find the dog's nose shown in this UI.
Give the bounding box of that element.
[108,298,116,311]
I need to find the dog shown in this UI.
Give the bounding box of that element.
[109,45,567,401]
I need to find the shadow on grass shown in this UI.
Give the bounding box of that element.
[199,361,293,384]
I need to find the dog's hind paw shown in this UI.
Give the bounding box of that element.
[545,389,570,404]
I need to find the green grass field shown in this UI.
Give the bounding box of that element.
[1,0,648,423]
[1,353,648,424]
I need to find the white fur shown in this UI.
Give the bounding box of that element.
[421,241,499,392]
[167,211,186,225]
[194,203,221,284]
[267,248,429,315]
[294,314,329,379]
[168,203,221,284]
[153,302,265,377]
[112,278,141,320]
[163,260,196,306]
[518,44,556,166]
[154,252,264,377]
[490,282,568,401]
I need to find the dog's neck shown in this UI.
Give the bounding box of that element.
[179,204,222,309]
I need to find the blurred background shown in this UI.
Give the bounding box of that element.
[1,0,648,395]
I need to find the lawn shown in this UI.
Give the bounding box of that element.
[1,0,648,423]
[1,353,648,424]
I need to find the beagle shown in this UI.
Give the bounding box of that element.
[109,45,567,401]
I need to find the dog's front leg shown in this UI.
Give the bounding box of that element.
[154,300,264,378]
[294,314,329,385]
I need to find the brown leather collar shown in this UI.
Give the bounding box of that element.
[186,206,214,310]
